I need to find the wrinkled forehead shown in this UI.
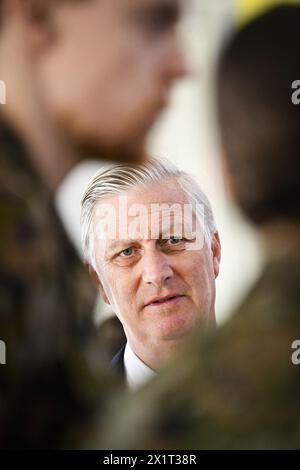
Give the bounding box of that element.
[94,178,186,233]
[92,179,204,250]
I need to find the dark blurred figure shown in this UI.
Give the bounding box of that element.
[0,0,186,448]
[99,317,127,365]
[102,6,300,449]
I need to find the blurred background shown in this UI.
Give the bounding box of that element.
[56,0,292,325]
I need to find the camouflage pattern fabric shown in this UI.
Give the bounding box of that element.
[104,254,300,449]
[0,120,116,448]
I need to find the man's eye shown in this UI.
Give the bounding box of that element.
[167,237,183,245]
[120,247,134,257]
[142,14,171,33]
[135,4,180,35]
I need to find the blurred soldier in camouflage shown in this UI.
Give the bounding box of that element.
[102,6,300,449]
[0,0,186,447]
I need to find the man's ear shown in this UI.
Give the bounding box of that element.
[211,231,221,279]
[86,264,111,305]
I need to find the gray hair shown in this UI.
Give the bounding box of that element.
[81,157,217,268]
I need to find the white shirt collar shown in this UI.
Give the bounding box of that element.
[124,342,156,391]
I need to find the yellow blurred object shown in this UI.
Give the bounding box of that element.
[236,0,300,25]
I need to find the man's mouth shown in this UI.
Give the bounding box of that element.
[146,294,185,307]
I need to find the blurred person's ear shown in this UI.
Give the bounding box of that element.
[87,264,111,306]
[211,231,221,279]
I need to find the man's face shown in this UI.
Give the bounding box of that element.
[92,179,220,351]
[38,0,187,159]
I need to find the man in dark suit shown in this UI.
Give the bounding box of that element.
[111,345,126,376]
[101,5,300,449]
[81,158,221,390]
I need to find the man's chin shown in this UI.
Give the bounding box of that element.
[156,317,195,342]
[75,132,147,165]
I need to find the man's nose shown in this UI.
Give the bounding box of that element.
[142,251,173,287]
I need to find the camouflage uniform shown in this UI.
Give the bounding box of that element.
[106,254,300,449]
[0,120,115,448]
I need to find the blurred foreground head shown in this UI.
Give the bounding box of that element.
[217,5,300,226]
[0,0,187,161]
